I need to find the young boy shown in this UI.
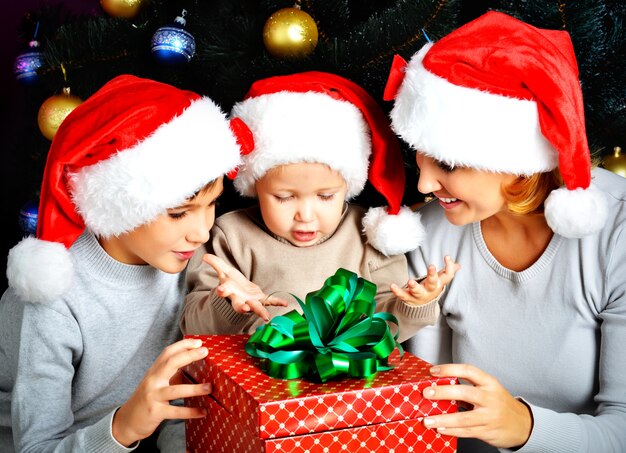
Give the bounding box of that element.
[181,71,460,342]
[0,75,253,452]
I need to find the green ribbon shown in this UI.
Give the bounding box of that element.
[245,268,403,382]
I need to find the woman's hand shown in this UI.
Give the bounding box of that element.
[203,253,287,321]
[421,363,533,449]
[112,338,212,447]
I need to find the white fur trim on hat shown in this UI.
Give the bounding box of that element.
[71,97,241,237]
[7,237,74,303]
[232,91,370,199]
[390,44,559,174]
[363,206,425,256]
[544,185,608,238]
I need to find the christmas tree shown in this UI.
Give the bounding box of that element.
[2,0,625,290]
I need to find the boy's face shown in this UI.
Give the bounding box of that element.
[99,177,224,273]
[256,162,347,247]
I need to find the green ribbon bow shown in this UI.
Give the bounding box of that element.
[245,268,402,382]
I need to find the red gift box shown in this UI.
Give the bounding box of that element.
[183,334,457,453]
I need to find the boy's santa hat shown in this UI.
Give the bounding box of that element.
[385,11,607,238]
[7,74,253,303]
[230,71,424,256]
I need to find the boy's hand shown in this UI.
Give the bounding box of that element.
[112,338,211,447]
[203,253,288,321]
[391,255,460,306]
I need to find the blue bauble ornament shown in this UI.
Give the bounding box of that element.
[14,40,44,85]
[151,9,195,65]
[18,200,39,236]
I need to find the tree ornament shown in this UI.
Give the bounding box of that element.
[100,0,146,19]
[38,87,83,141]
[18,199,39,236]
[14,22,43,85]
[263,3,318,59]
[602,146,626,178]
[151,9,196,65]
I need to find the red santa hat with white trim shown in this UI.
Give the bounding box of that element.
[384,11,607,238]
[7,74,253,303]
[230,71,424,256]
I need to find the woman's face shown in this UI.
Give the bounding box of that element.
[415,153,517,226]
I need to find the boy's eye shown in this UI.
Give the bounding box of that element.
[168,211,188,219]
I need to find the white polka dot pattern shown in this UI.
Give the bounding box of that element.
[183,335,457,453]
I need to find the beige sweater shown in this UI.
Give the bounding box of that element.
[182,204,438,343]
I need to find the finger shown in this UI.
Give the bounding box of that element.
[390,283,413,301]
[440,256,461,283]
[263,294,289,307]
[431,363,492,385]
[423,265,441,291]
[161,404,208,421]
[423,382,482,406]
[202,253,229,280]
[158,382,212,402]
[245,300,271,321]
[159,338,206,363]
[407,279,427,297]
[423,411,486,431]
[154,345,209,378]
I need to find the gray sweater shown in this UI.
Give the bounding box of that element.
[405,168,626,452]
[0,232,185,452]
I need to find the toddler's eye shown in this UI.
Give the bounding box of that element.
[274,195,292,203]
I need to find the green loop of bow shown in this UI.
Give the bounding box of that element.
[245,268,402,382]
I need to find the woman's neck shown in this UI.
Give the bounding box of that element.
[480,211,553,271]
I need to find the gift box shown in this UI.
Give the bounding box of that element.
[183,334,457,453]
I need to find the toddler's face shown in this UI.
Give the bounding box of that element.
[255,163,347,247]
[98,178,224,273]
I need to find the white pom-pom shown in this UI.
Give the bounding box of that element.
[544,186,608,238]
[6,237,74,303]
[362,206,425,256]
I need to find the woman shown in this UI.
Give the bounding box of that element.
[385,11,626,452]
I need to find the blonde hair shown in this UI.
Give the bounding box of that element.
[503,170,562,215]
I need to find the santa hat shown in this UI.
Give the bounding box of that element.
[7,74,253,303]
[384,11,607,238]
[230,71,424,256]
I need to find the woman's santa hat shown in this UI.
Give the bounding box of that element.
[384,11,607,238]
[230,71,424,256]
[7,74,253,303]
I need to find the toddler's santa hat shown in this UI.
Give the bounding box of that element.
[384,11,607,238]
[7,74,253,303]
[230,71,424,256]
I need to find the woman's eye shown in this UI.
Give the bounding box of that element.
[436,160,456,173]
[319,193,335,201]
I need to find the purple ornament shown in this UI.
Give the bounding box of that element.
[14,40,44,85]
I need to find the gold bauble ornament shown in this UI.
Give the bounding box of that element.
[602,146,626,178]
[38,87,83,141]
[263,7,318,59]
[100,0,146,19]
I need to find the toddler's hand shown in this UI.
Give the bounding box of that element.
[391,255,460,306]
[203,253,288,321]
[112,338,211,447]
